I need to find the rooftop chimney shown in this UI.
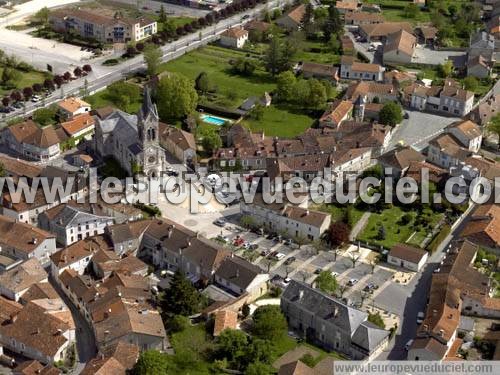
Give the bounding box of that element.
[299,290,304,300]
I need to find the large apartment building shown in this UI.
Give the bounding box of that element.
[49,8,157,43]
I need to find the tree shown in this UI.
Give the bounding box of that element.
[43,78,55,91]
[370,255,380,274]
[348,252,360,268]
[368,312,385,329]
[132,350,169,375]
[157,74,198,120]
[305,78,327,108]
[194,71,211,94]
[54,75,64,87]
[265,37,282,76]
[10,90,22,102]
[294,235,308,249]
[438,60,453,77]
[22,87,33,100]
[488,114,500,147]
[245,362,273,375]
[158,4,167,23]
[63,71,72,81]
[250,104,264,121]
[0,162,4,177]
[82,64,92,73]
[463,76,478,92]
[311,239,328,255]
[32,83,42,93]
[107,81,141,112]
[33,106,57,126]
[169,315,190,333]
[232,58,257,76]
[144,44,162,77]
[73,67,82,77]
[1,67,22,87]
[315,270,338,294]
[328,34,341,54]
[276,70,297,102]
[200,127,222,155]
[302,2,315,37]
[379,102,403,126]
[161,270,201,316]
[322,6,342,41]
[216,329,249,366]
[252,305,287,341]
[240,215,255,229]
[126,45,138,57]
[326,221,350,247]
[33,7,50,25]
[377,225,386,240]
[404,3,419,18]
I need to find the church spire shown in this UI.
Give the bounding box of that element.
[140,86,158,123]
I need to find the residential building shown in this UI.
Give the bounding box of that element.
[56,97,91,120]
[49,8,157,43]
[81,341,139,375]
[158,123,196,167]
[0,301,74,365]
[344,81,398,102]
[281,281,389,359]
[94,88,166,178]
[335,1,359,14]
[426,133,472,169]
[213,310,238,336]
[344,11,384,26]
[92,253,148,279]
[339,56,385,81]
[298,62,339,82]
[468,94,500,125]
[0,121,63,162]
[12,360,60,375]
[39,202,114,246]
[445,120,482,153]
[0,215,57,264]
[467,55,494,79]
[359,22,413,42]
[60,113,95,141]
[378,145,425,178]
[219,27,248,48]
[276,4,306,31]
[0,258,48,301]
[319,100,354,128]
[383,29,416,64]
[0,155,42,180]
[241,195,331,241]
[106,220,152,255]
[214,255,269,300]
[387,244,429,272]
[460,204,500,253]
[415,26,438,45]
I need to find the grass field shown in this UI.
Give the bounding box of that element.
[243,104,316,137]
[312,203,364,228]
[357,206,443,249]
[0,67,50,96]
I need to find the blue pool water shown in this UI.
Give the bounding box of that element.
[201,114,231,126]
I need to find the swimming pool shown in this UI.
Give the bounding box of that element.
[200,114,232,126]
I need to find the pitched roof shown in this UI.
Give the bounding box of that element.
[341,56,384,73]
[384,29,416,56]
[244,20,271,32]
[418,26,438,40]
[320,100,353,126]
[460,204,500,248]
[56,97,90,114]
[301,61,338,76]
[0,155,43,178]
[447,120,482,140]
[20,282,59,303]
[0,258,47,294]
[50,235,111,269]
[0,215,55,256]
[285,4,306,24]
[81,341,139,375]
[0,296,22,325]
[215,255,265,290]
[278,360,314,375]
[378,145,425,170]
[441,81,474,102]
[159,122,196,151]
[213,309,238,336]
[61,113,95,136]
[428,133,471,160]
[221,27,248,39]
[345,81,396,100]
[336,1,358,11]
[345,11,384,23]
[360,22,413,38]
[22,125,62,148]
[13,360,60,375]
[389,243,428,264]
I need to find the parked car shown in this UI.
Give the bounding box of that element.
[213,219,226,227]
[314,268,322,274]
[261,249,271,257]
[363,282,378,292]
[404,339,413,351]
[416,312,425,324]
[274,252,286,260]
[348,278,358,286]
[284,238,294,246]
[233,237,245,247]
[249,244,259,250]
[331,271,338,277]
[284,256,296,266]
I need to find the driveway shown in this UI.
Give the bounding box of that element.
[388,110,461,151]
[412,45,466,66]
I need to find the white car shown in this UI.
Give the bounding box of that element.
[348,278,358,286]
[404,339,414,351]
[331,271,338,277]
[416,312,425,324]
[275,252,286,260]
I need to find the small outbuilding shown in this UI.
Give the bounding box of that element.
[387,243,428,271]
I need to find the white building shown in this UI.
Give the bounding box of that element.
[340,56,385,82]
[56,97,91,120]
[220,27,249,48]
[387,243,428,272]
[0,258,48,302]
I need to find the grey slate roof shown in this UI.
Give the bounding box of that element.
[351,320,390,352]
[282,280,367,335]
[51,205,113,227]
[215,255,264,290]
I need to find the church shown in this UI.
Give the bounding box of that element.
[94,88,166,178]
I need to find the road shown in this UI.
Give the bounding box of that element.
[48,275,97,374]
[0,0,292,125]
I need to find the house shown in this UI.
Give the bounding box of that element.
[383,29,416,64]
[60,113,95,140]
[0,258,48,301]
[241,195,331,241]
[92,253,148,279]
[298,62,339,82]
[81,341,139,375]
[159,123,196,167]
[106,220,152,255]
[426,133,472,169]
[445,120,482,153]
[72,153,94,168]
[0,155,43,180]
[359,22,413,42]
[213,310,238,336]
[244,20,272,34]
[56,97,91,120]
[469,94,500,125]
[49,235,111,276]
[460,204,500,252]
[387,244,429,272]
[344,11,384,26]
[416,26,438,45]
[467,31,496,78]
[467,55,494,79]
[408,241,500,360]
[335,1,359,14]
[341,35,355,55]
[281,281,389,359]
[339,56,385,81]
[276,4,306,31]
[0,121,63,162]
[344,81,398,102]
[139,219,229,282]
[19,282,59,305]
[219,27,248,48]
[13,360,60,375]
[319,100,353,128]
[0,301,74,365]
[378,145,425,178]
[214,255,269,300]
[239,92,272,111]
[49,8,157,43]
[38,202,114,246]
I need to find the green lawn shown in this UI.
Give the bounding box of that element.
[160,46,276,109]
[312,203,364,227]
[357,206,443,249]
[294,40,342,65]
[243,104,315,137]
[0,67,50,96]
[84,88,142,114]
